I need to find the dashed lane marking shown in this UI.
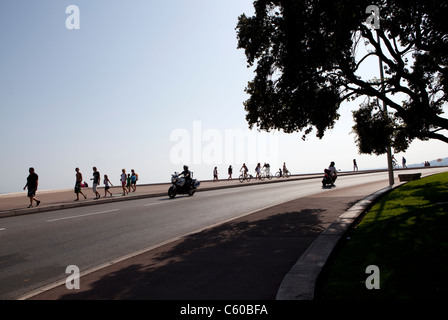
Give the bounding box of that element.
[46,209,120,222]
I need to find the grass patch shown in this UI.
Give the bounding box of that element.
[315,172,448,300]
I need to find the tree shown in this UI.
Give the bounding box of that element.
[236,0,448,155]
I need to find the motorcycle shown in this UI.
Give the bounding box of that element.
[322,169,336,188]
[168,172,201,198]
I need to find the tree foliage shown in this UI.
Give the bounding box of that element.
[236,0,448,154]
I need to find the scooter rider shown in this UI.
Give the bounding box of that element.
[327,161,337,185]
[180,165,192,189]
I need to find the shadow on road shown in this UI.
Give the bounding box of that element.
[52,208,325,300]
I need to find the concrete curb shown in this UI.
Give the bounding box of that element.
[275,184,402,300]
[0,192,167,219]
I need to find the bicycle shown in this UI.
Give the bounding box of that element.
[239,172,252,183]
[392,159,399,169]
[275,170,290,178]
[261,169,273,180]
[275,170,282,178]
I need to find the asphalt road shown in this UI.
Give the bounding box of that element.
[0,168,444,299]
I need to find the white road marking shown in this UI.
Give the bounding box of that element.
[0,228,5,231]
[144,202,165,207]
[46,209,120,222]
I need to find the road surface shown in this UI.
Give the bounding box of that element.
[0,168,444,299]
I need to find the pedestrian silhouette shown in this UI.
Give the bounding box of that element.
[74,168,87,201]
[104,174,113,197]
[23,167,41,208]
[353,159,358,171]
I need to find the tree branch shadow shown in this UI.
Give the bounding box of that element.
[56,208,326,300]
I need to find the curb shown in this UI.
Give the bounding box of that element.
[275,183,404,300]
[0,192,166,219]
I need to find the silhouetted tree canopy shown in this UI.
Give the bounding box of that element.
[236,0,448,155]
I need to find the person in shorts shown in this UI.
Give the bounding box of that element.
[23,167,41,208]
[91,167,101,199]
[213,167,219,181]
[120,169,128,196]
[131,169,138,192]
[228,165,233,180]
[126,174,131,193]
[104,174,113,197]
[74,167,87,201]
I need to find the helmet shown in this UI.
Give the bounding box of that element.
[183,165,189,170]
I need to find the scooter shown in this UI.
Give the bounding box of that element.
[168,172,201,198]
[322,169,336,188]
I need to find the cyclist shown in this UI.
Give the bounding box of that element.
[263,163,271,176]
[283,162,289,177]
[255,163,261,180]
[392,154,398,168]
[240,163,248,179]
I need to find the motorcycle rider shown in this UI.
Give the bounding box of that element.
[180,165,192,189]
[326,161,337,186]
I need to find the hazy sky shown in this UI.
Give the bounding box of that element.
[1,0,446,194]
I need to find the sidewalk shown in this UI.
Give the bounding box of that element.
[20,179,395,300]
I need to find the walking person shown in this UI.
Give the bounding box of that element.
[228,165,233,180]
[126,174,132,193]
[91,167,101,199]
[131,169,138,192]
[23,167,40,208]
[74,167,87,200]
[353,159,358,171]
[402,157,407,169]
[120,169,128,196]
[213,167,219,181]
[104,174,113,197]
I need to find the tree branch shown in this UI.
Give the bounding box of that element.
[354,52,378,73]
[420,130,448,144]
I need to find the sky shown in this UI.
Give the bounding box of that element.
[0,0,447,194]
